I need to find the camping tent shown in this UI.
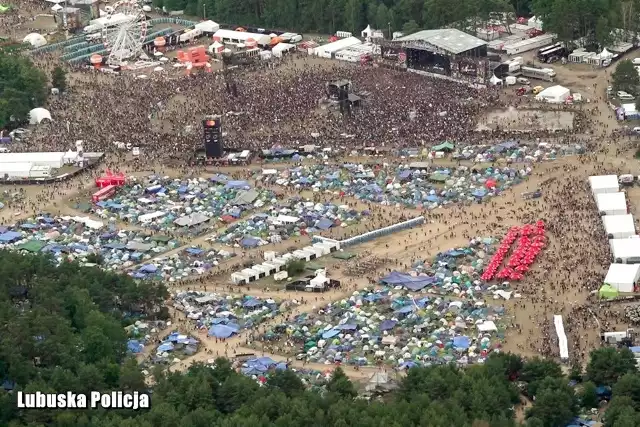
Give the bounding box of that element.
[600,48,613,60]
[489,74,502,85]
[23,33,47,48]
[599,284,619,299]
[535,85,571,103]
[603,214,636,239]
[589,175,619,196]
[596,192,627,215]
[28,108,52,125]
[610,238,640,263]
[432,142,455,152]
[603,263,640,292]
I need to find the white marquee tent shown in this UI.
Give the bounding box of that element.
[212,29,271,46]
[589,175,619,196]
[604,263,640,292]
[596,192,627,215]
[313,36,362,58]
[28,107,52,125]
[272,42,295,58]
[194,20,219,33]
[0,152,64,168]
[603,214,636,239]
[610,238,640,263]
[535,85,570,103]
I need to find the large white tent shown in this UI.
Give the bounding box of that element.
[194,20,219,33]
[0,162,34,179]
[596,192,627,215]
[535,85,571,103]
[0,152,64,168]
[23,33,47,48]
[272,42,295,58]
[29,108,52,125]
[589,175,619,196]
[603,214,636,239]
[610,238,640,263]
[604,263,640,292]
[313,36,362,58]
[212,29,271,46]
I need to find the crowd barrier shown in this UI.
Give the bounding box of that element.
[31,36,85,55]
[61,43,104,61]
[64,41,89,52]
[340,216,425,247]
[553,315,569,360]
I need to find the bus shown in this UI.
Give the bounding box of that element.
[537,43,562,60]
[538,43,570,63]
[92,185,117,202]
[520,66,556,82]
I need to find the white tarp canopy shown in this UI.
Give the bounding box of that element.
[313,36,361,58]
[553,315,569,360]
[174,212,210,227]
[194,20,220,33]
[610,237,640,263]
[603,214,636,239]
[23,33,47,48]
[309,275,329,288]
[489,74,502,85]
[29,107,52,125]
[66,215,103,229]
[600,48,613,59]
[589,175,619,195]
[596,192,627,215]
[272,42,295,58]
[604,263,640,292]
[51,4,63,11]
[63,150,79,164]
[139,211,166,222]
[535,85,570,103]
[0,162,34,178]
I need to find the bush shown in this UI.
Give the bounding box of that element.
[286,259,306,276]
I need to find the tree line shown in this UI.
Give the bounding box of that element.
[0,52,47,129]
[2,251,640,427]
[151,0,640,48]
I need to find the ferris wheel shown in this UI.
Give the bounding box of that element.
[102,0,148,66]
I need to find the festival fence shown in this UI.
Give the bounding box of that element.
[339,216,425,247]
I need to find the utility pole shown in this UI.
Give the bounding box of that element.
[388,21,391,39]
[203,2,206,19]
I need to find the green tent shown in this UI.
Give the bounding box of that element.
[151,235,172,243]
[432,142,455,152]
[17,240,46,253]
[0,5,11,13]
[332,252,356,260]
[599,284,619,300]
[429,173,448,183]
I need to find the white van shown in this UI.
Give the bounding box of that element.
[618,91,635,101]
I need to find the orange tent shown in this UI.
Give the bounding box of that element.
[269,36,284,46]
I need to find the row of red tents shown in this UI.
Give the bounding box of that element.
[482,221,546,282]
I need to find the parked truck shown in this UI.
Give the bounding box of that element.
[520,66,556,82]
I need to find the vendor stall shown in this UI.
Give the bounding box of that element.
[596,192,628,215]
[610,237,640,263]
[604,263,640,292]
[603,214,636,239]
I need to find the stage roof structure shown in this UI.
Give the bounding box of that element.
[397,28,487,54]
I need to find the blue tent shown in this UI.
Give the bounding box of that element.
[398,170,412,180]
[334,324,357,331]
[20,223,38,229]
[380,271,435,291]
[395,305,416,314]
[208,324,237,338]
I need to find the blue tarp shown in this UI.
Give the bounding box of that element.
[210,174,230,183]
[395,305,416,314]
[398,170,412,179]
[381,271,436,291]
[146,185,163,193]
[334,324,357,331]
[139,264,158,273]
[452,336,470,349]
[243,299,263,308]
[20,223,37,229]
[380,320,397,331]
[103,242,126,249]
[316,218,333,230]
[322,329,341,339]
[240,236,260,248]
[209,324,237,338]
[225,180,250,190]
[157,342,174,352]
[0,231,22,242]
[185,247,204,255]
[127,339,144,353]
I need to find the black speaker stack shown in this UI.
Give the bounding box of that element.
[203,115,224,158]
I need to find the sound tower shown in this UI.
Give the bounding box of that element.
[203,115,223,158]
